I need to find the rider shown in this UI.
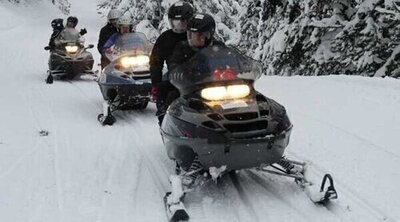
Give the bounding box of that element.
[48,18,64,51]
[157,13,224,125]
[102,15,135,55]
[149,1,194,126]
[98,9,123,69]
[55,16,87,48]
[169,13,224,70]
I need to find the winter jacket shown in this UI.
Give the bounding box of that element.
[168,40,226,72]
[97,23,118,54]
[102,33,119,53]
[150,30,187,86]
[49,29,63,50]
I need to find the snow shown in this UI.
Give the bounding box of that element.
[1,1,400,222]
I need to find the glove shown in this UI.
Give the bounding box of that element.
[80,28,87,36]
[105,48,113,54]
[150,85,158,102]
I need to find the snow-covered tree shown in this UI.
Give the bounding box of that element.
[7,0,70,14]
[97,0,400,78]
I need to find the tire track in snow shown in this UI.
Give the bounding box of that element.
[129,114,171,192]
[95,132,127,222]
[0,139,41,180]
[27,84,66,220]
[42,87,66,221]
[0,83,54,179]
[67,81,103,113]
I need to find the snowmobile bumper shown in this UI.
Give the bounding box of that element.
[98,79,151,102]
[162,125,291,171]
[49,53,94,79]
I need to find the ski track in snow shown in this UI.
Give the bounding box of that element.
[286,108,396,221]
[95,132,126,222]
[228,172,262,222]
[291,108,400,160]
[21,79,66,220]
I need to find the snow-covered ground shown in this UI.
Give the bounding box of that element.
[0,1,399,222]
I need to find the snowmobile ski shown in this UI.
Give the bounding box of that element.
[164,192,189,222]
[260,159,338,206]
[46,72,54,84]
[97,104,116,126]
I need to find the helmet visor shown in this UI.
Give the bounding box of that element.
[169,19,188,33]
[187,31,211,48]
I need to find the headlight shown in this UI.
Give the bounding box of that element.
[120,55,150,68]
[201,84,250,101]
[65,45,79,53]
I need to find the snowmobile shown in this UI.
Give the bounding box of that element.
[97,32,153,125]
[44,30,94,84]
[160,45,338,221]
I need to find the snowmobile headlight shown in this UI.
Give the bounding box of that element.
[201,84,250,101]
[120,55,150,68]
[65,45,79,53]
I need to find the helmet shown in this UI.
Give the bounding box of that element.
[187,13,215,35]
[66,16,78,28]
[168,1,194,33]
[117,15,134,33]
[168,1,194,20]
[107,9,123,21]
[51,18,64,30]
[187,13,216,48]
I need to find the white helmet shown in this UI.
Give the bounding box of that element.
[117,15,134,33]
[118,15,133,26]
[108,9,123,21]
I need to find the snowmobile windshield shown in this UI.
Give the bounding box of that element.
[112,32,153,57]
[169,45,262,95]
[59,28,82,43]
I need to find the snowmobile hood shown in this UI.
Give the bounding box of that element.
[169,45,262,95]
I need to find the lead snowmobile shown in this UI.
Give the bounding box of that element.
[97,32,153,125]
[45,29,95,84]
[160,45,338,221]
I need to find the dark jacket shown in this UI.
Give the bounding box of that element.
[150,30,187,86]
[49,29,63,50]
[168,40,226,72]
[102,33,119,53]
[97,23,118,54]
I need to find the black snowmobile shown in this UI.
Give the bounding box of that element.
[45,29,95,84]
[160,45,338,221]
[97,32,153,125]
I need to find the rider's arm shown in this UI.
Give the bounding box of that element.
[150,34,167,86]
[97,27,106,54]
[102,33,118,54]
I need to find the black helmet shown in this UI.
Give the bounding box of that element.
[187,13,215,35]
[51,18,64,30]
[187,14,216,49]
[168,1,194,20]
[66,16,78,28]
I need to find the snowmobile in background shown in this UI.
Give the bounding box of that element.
[160,45,338,221]
[44,29,94,84]
[97,32,153,126]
